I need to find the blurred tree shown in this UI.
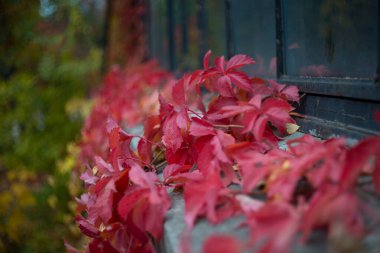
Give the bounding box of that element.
[0,0,104,252]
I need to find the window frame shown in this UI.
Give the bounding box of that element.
[275,0,380,103]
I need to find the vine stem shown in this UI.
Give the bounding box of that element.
[214,124,244,128]
[155,160,167,172]
[150,149,164,165]
[188,108,204,119]
[122,156,153,169]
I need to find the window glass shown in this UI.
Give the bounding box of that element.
[284,0,378,78]
[205,0,226,57]
[186,1,200,69]
[149,0,169,69]
[173,0,199,71]
[231,0,276,77]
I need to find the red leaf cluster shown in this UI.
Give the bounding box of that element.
[69,51,380,253]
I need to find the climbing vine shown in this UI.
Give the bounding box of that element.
[68,51,380,253]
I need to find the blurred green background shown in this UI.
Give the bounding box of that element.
[0,0,105,252]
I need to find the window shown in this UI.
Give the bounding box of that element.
[276,0,380,139]
[231,0,276,77]
[148,0,380,139]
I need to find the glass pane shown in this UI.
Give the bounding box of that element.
[149,0,169,69]
[231,0,276,77]
[284,0,378,78]
[173,0,199,71]
[187,1,201,69]
[205,0,226,57]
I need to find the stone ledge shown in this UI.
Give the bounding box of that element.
[159,132,380,253]
[160,188,380,253]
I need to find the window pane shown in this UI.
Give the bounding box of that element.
[173,0,199,71]
[205,0,226,56]
[149,0,169,69]
[231,0,276,77]
[284,0,378,78]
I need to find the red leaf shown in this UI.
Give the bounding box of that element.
[261,98,295,134]
[118,188,148,220]
[207,96,237,116]
[233,150,270,193]
[268,80,300,102]
[118,170,171,240]
[94,187,114,223]
[288,137,346,188]
[176,107,190,130]
[301,185,364,240]
[217,103,252,119]
[252,115,268,142]
[228,71,252,91]
[226,54,255,71]
[165,170,203,185]
[245,201,298,253]
[137,138,152,164]
[216,75,234,97]
[184,171,229,227]
[94,156,114,175]
[251,77,267,85]
[76,216,99,238]
[91,176,112,195]
[143,115,161,141]
[189,117,215,137]
[340,137,380,191]
[203,50,212,69]
[172,77,186,105]
[162,112,183,153]
[248,94,262,108]
[201,53,255,97]
[202,235,242,253]
[114,169,130,192]
[215,56,226,72]
[196,137,218,174]
[129,165,160,203]
[163,164,192,180]
[159,94,174,118]
[88,239,119,253]
[211,130,235,164]
[80,169,98,185]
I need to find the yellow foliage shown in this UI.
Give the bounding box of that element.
[7,169,36,183]
[57,142,81,174]
[0,192,12,214]
[0,169,36,245]
[11,183,35,208]
[65,97,94,119]
[68,200,77,213]
[7,210,25,241]
[47,175,55,187]
[68,179,80,197]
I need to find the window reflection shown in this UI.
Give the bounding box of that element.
[284,0,378,78]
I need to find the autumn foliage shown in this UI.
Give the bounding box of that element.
[68,51,380,253]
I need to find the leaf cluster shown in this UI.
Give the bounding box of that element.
[71,51,380,253]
